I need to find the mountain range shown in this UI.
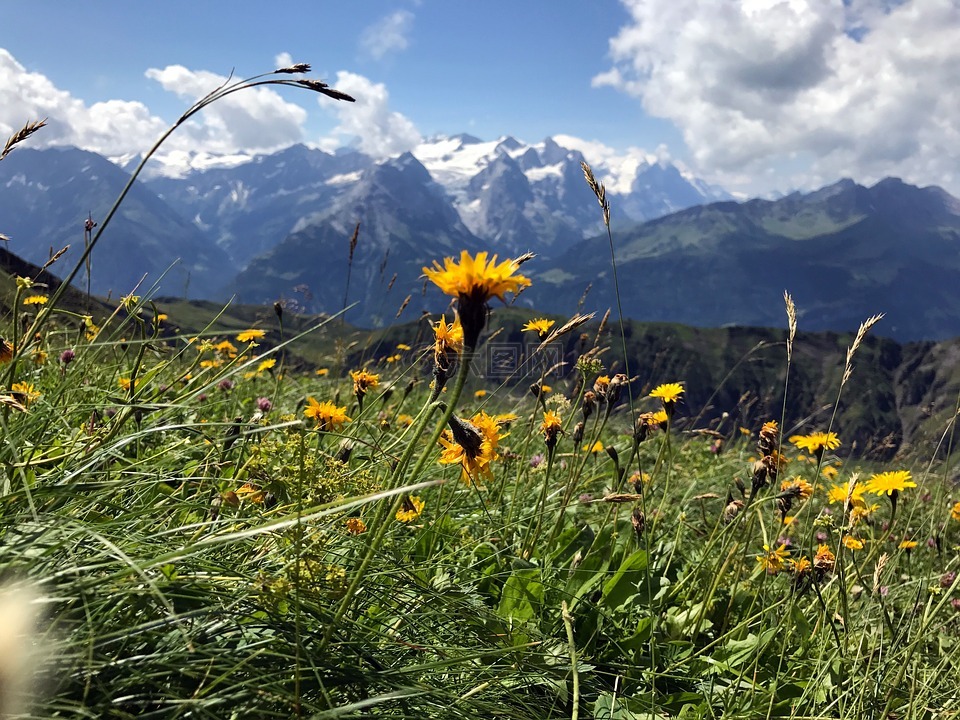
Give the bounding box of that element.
[2,136,960,340]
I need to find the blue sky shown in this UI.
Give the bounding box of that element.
[2,1,959,196]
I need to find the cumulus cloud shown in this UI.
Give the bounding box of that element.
[360,10,414,60]
[595,0,960,193]
[144,65,308,154]
[0,48,168,156]
[319,71,421,157]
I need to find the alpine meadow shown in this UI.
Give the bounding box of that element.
[3,56,960,720]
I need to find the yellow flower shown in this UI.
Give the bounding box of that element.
[316,368,329,376]
[821,465,839,480]
[257,358,277,374]
[522,318,555,338]
[236,483,265,504]
[396,343,412,351]
[843,536,864,551]
[237,329,266,343]
[649,382,684,404]
[345,517,367,535]
[780,477,813,501]
[423,250,531,304]
[826,481,865,505]
[474,389,487,399]
[423,251,532,349]
[10,381,40,405]
[898,539,918,550]
[584,440,604,454]
[200,359,222,369]
[155,313,168,323]
[350,369,379,396]
[756,544,791,574]
[850,502,879,526]
[22,295,48,306]
[396,495,425,523]
[215,340,239,359]
[788,432,840,454]
[0,339,12,364]
[118,377,139,392]
[32,349,47,365]
[810,545,834,576]
[951,501,960,522]
[438,411,505,483]
[385,354,401,363]
[541,410,563,449]
[789,556,812,575]
[15,276,32,290]
[433,314,464,367]
[865,470,916,496]
[303,397,351,432]
[397,414,414,427]
[120,293,140,310]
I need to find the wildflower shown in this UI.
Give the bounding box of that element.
[236,483,265,504]
[789,556,812,576]
[83,316,100,341]
[215,340,239,359]
[438,411,505,483]
[397,413,414,427]
[522,318,555,337]
[756,544,791,574]
[345,517,367,535]
[10,381,40,405]
[433,313,464,369]
[15,276,32,290]
[758,420,778,454]
[396,495,425,523]
[898,539,918,551]
[952,501,960,522]
[256,397,272,412]
[350,369,379,402]
[218,379,235,392]
[423,250,532,349]
[850,502,880,526]
[474,389,487,399]
[0,339,12,364]
[529,453,545,469]
[843,536,864,551]
[788,432,840,456]
[59,349,75,365]
[650,382,684,404]
[941,571,956,588]
[120,293,140,311]
[237,329,266,343]
[304,397,351,432]
[541,410,563,452]
[200,359,222,369]
[584,440,604,454]
[826,480,865,505]
[32,349,47,365]
[118,377,139,392]
[257,358,277,374]
[385,354,401,363]
[396,343,411,351]
[780,477,814,501]
[22,295,47,306]
[866,470,915,496]
[316,368,329,376]
[822,465,839,480]
[813,544,835,576]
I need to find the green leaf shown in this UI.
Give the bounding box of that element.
[497,568,544,623]
[602,549,649,610]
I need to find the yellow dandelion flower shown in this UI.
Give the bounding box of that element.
[866,470,915,496]
[22,295,48,306]
[200,359,222,369]
[788,432,840,454]
[345,517,367,535]
[898,539,918,550]
[118,377,139,392]
[951,501,960,522]
[396,495,425,523]
[237,329,266,343]
[257,358,277,374]
[316,368,329,376]
[814,544,835,574]
[790,556,812,575]
[649,382,684,404]
[235,483,265,504]
[474,389,487,399]
[385,354,401,363]
[826,481,865,505]
[10,381,40,405]
[397,414,414,427]
[780,477,814,501]
[433,313,464,367]
[350,369,379,396]
[215,340,239,358]
[756,544,791,574]
[541,410,563,449]
[303,397,351,432]
[438,411,505,483]
[522,318,555,338]
[396,343,412,351]
[423,250,531,304]
[822,465,839,480]
[850,502,879,526]
[0,339,13,364]
[739,426,752,437]
[584,440,604,454]
[843,536,864,551]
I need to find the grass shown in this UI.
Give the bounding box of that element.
[2,66,960,720]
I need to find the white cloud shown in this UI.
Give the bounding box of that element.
[274,52,293,69]
[0,48,168,156]
[144,65,308,154]
[595,0,960,194]
[320,71,421,157]
[360,10,414,60]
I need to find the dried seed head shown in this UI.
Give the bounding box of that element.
[2,118,47,161]
[723,499,744,524]
[275,63,311,74]
[447,414,484,458]
[572,421,584,445]
[631,506,645,539]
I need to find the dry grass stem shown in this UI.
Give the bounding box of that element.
[784,291,797,362]
[873,553,889,595]
[580,161,611,227]
[842,313,885,386]
[2,119,47,161]
[538,312,595,350]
